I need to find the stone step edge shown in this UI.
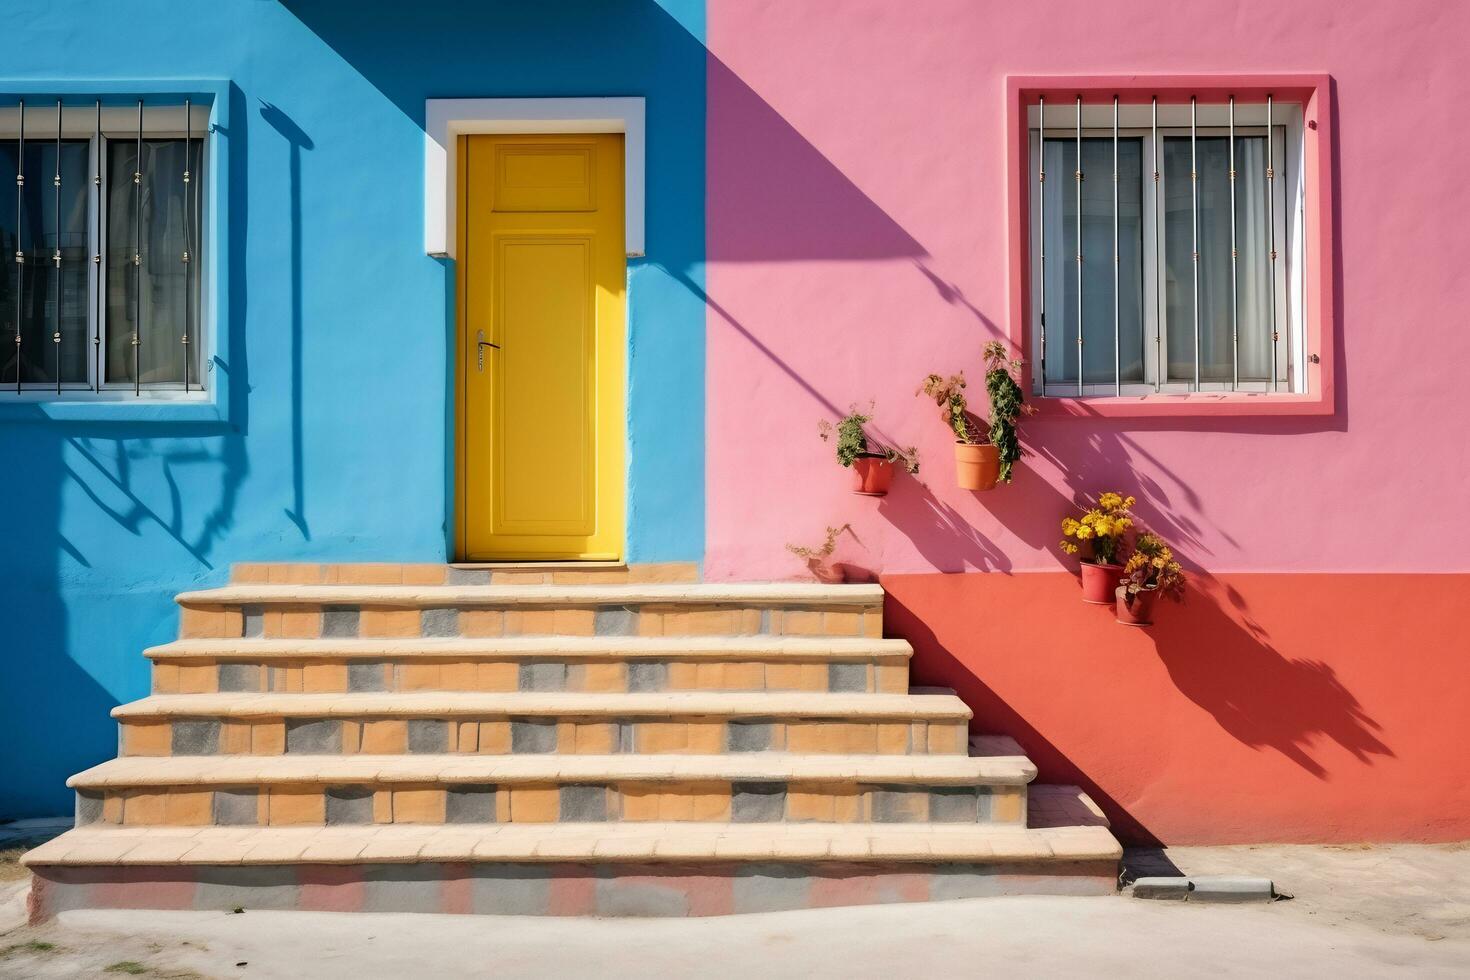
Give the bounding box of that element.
[145,636,914,662]
[176,582,885,608]
[22,822,1122,867]
[69,752,1037,790]
[111,691,973,721]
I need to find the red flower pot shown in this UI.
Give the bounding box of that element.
[805,557,845,584]
[1115,585,1158,626]
[851,456,895,496]
[954,443,1000,491]
[1079,561,1124,604]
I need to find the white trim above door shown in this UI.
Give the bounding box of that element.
[424,97,646,258]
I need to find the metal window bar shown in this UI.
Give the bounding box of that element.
[1228,96,1239,390]
[193,106,201,390]
[1267,94,1279,391]
[1075,95,1083,396]
[1038,95,1046,391]
[13,100,24,392]
[1190,96,1200,390]
[1112,95,1120,396]
[182,98,192,392]
[133,99,142,396]
[92,100,101,391]
[53,100,63,393]
[1151,97,1160,391]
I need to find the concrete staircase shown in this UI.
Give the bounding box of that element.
[24,562,1120,919]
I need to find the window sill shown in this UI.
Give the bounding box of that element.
[1029,390,1332,419]
[0,397,226,424]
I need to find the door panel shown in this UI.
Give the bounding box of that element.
[459,134,625,560]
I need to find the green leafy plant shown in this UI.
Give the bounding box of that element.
[818,404,919,474]
[981,341,1031,482]
[918,341,1033,482]
[918,373,980,443]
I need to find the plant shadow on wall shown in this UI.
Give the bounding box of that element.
[1148,570,1392,780]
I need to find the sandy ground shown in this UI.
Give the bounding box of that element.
[1,843,1468,978]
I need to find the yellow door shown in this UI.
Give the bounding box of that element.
[458,134,625,560]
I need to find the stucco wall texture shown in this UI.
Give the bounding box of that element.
[704,0,1470,580]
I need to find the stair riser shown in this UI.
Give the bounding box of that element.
[152,659,910,696]
[77,782,1027,828]
[27,860,1118,922]
[179,603,883,641]
[119,717,972,758]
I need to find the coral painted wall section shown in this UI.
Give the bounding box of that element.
[884,572,1470,844]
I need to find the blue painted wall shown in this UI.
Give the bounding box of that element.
[0,0,707,817]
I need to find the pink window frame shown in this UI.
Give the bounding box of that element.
[1005,74,1336,418]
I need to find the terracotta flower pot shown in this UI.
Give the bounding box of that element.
[954,443,1000,491]
[1079,561,1124,604]
[851,456,895,496]
[1115,585,1158,626]
[806,557,845,584]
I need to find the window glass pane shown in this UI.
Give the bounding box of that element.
[0,139,90,386]
[106,137,202,387]
[1165,135,1273,384]
[1041,137,1144,385]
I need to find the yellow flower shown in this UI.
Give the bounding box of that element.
[1074,525,1093,540]
[1060,541,1079,555]
[1061,518,1079,535]
[1152,557,1165,569]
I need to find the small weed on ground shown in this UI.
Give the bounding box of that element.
[105,962,150,975]
[1,940,59,958]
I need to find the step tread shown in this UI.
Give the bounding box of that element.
[112,691,972,720]
[145,636,914,661]
[178,583,884,607]
[24,822,1122,867]
[69,752,1036,789]
[1027,784,1112,829]
[970,735,1024,757]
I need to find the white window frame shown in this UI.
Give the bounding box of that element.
[1,102,211,400]
[1027,101,1305,397]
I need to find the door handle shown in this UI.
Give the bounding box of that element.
[476,330,500,372]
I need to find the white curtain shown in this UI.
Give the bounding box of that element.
[1165,135,1272,383]
[106,137,203,386]
[1040,138,1145,385]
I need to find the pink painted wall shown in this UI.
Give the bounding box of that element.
[704,0,1470,580]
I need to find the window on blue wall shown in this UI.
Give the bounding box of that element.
[1,101,207,394]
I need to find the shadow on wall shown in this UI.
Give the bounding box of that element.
[883,570,1393,846]
[1150,572,1393,779]
[0,83,254,818]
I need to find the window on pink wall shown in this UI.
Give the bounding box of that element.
[1005,76,1336,417]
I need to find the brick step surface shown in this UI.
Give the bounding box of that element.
[23,819,1121,919]
[113,691,973,758]
[144,636,914,696]
[173,583,884,641]
[69,752,1035,828]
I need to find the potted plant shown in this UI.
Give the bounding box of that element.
[1116,532,1185,626]
[1060,491,1136,603]
[818,405,919,496]
[919,341,1032,491]
[786,524,855,583]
